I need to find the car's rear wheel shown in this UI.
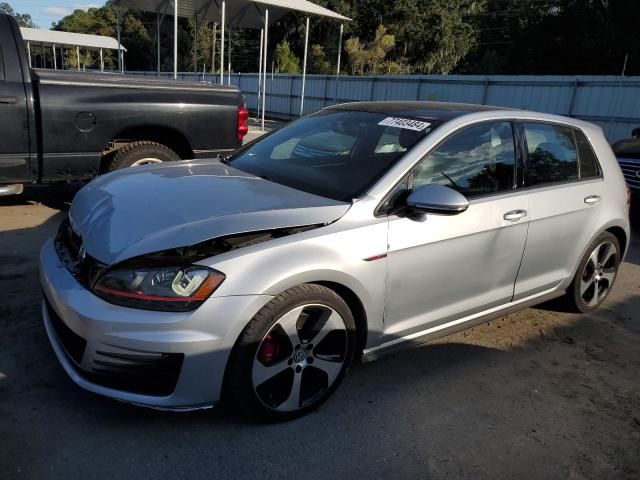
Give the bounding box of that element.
[106,141,179,172]
[225,284,356,421]
[567,232,620,312]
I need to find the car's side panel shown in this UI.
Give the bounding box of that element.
[513,180,604,299]
[200,208,389,348]
[383,192,529,340]
[35,74,241,182]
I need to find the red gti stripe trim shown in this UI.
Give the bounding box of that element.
[363,253,387,262]
[94,285,194,302]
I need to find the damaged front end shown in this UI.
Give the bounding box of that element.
[55,217,324,311]
[130,224,323,265]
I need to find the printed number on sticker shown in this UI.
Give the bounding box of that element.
[378,117,431,131]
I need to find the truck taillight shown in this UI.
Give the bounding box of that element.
[237,105,249,141]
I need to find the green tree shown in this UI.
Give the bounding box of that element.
[274,40,301,73]
[0,2,37,27]
[310,44,333,74]
[345,25,397,75]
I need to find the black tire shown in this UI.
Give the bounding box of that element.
[565,231,621,313]
[105,141,179,172]
[224,283,357,421]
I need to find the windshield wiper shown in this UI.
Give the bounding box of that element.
[218,154,230,165]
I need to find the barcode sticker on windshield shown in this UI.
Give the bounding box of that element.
[378,117,431,131]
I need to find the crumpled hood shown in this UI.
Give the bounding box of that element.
[69,160,350,265]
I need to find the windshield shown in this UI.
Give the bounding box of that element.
[228,110,438,201]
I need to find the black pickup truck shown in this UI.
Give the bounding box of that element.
[0,13,248,196]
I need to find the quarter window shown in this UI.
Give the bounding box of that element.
[523,123,578,186]
[574,130,600,179]
[411,121,516,197]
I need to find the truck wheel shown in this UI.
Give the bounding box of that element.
[106,141,179,172]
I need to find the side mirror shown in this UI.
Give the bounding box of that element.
[405,184,469,215]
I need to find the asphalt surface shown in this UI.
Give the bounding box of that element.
[0,185,639,480]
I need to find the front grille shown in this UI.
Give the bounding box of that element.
[45,296,86,364]
[55,217,107,288]
[84,347,184,396]
[618,158,640,190]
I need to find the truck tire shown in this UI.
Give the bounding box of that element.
[106,141,180,172]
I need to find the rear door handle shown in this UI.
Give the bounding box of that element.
[503,209,528,221]
[0,96,17,104]
[584,195,601,205]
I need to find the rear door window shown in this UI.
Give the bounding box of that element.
[574,130,601,179]
[522,122,578,186]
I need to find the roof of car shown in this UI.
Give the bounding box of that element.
[328,101,512,122]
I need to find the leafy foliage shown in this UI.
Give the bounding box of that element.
[8,0,638,74]
[274,40,301,73]
[344,25,397,75]
[1,2,36,28]
[310,44,333,74]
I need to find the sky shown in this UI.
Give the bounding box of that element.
[12,0,102,28]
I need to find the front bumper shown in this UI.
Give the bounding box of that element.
[40,239,272,410]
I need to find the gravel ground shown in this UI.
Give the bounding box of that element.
[0,184,638,480]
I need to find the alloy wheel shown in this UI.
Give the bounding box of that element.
[580,240,618,307]
[252,304,348,412]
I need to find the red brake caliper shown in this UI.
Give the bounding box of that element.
[258,334,281,364]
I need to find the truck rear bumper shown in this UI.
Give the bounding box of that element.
[0,184,23,196]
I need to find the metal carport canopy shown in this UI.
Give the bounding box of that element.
[112,0,350,28]
[112,0,350,129]
[20,27,126,72]
[20,27,127,51]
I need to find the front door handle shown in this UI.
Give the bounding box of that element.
[0,96,17,104]
[584,195,601,205]
[503,209,528,221]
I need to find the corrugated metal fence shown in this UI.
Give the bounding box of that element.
[128,71,640,143]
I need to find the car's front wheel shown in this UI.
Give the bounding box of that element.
[225,284,356,421]
[567,231,621,312]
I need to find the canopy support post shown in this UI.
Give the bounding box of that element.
[300,16,309,116]
[156,12,161,76]
[334,23,343,103]
[173,0,178,79]
[116,8,122,73]
[211,22,217,74]
[220,0,225,84]
[193,15,198,77]
[227,26,231,85]
[76,46,80,72]
[27,41,31,67]
[100,48,104,72]
[257,28,263,118]
[261,9,269,132]
[52,44,57,69]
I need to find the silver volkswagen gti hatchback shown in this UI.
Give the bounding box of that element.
[41,101,631,420]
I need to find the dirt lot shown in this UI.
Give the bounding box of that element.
[1,185,639,480]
